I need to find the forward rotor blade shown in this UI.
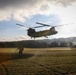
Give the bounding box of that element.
[33,26,46,28]
[16,23,29,29]
[36,22,50,26]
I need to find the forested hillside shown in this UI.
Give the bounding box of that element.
[0,37,76,48]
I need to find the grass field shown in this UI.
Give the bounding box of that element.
[0,48,76,75]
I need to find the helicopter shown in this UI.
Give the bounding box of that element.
[16,22,71,39]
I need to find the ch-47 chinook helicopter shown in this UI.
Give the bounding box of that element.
[16,22,71,38]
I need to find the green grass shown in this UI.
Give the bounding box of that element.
[0,48,76,75]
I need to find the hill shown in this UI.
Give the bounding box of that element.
[0,37,76,48]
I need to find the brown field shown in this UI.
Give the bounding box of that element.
[0,48,76,75]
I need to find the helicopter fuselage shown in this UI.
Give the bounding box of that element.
[28,27,58,38]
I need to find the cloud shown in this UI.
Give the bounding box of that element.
[48,0,76,6]
[0,0,76,22]
[0,0,76,8]
[19,35,31,40]
[55,23,76,38]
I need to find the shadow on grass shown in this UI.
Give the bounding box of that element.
[0,53,34,62]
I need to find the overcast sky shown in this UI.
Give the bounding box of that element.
[0,0,76,41]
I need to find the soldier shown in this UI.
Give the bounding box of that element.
[17,45,24,56]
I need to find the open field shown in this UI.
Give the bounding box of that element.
[0,48,76,75]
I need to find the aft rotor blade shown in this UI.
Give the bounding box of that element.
[16,23,29,29]
[36,22,50,26]
[54,23,73,27]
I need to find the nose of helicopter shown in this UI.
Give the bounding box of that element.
[54,31,58,34]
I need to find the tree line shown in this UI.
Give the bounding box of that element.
[0,40,76,48]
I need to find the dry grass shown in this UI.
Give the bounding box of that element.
[0,48,76,75]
